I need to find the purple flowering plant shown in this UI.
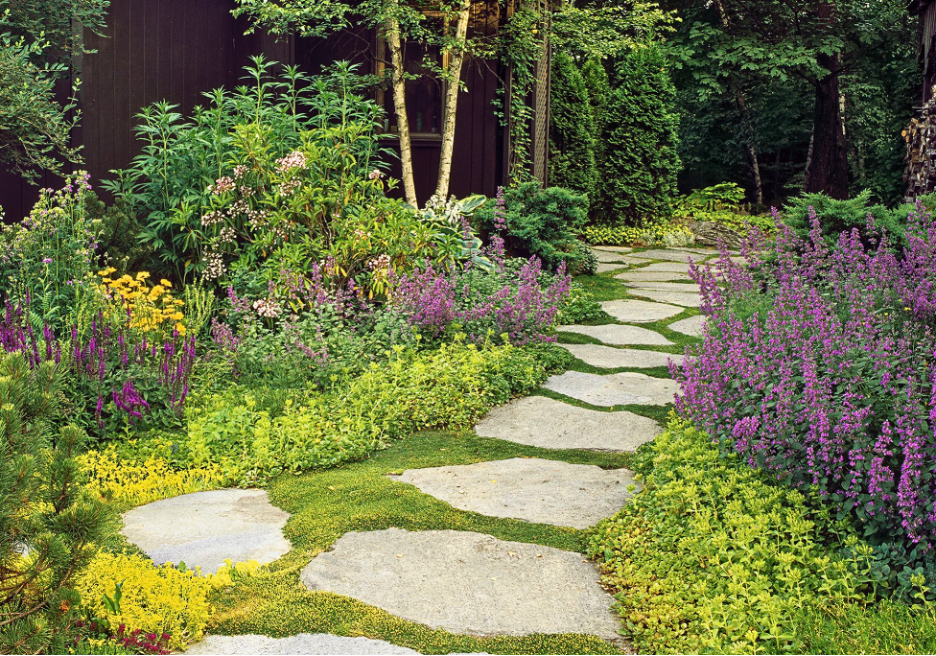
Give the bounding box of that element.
[674,204,936,554]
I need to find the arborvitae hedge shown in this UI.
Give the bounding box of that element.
[580,57,610,221]
[548,52,596,203]
[598,46,681,226]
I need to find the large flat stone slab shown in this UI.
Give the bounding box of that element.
[121,489,291,574]
[593,245,632,253]
[599,299,682,323]
[625,281,702,293]
[390,458,636,529]
[557,324,672,346]
[627,289,702,308]
[595,261,630,274]
[300,528,620,640]
[592,249,631,263]
[474,396,661,452]
[186,635,419,655]
[561,343,684,369]
[614,270,692,283]
[630,249,713,263]
[635,262,693,273]
[668,315,707,338]
[543,371,677,407]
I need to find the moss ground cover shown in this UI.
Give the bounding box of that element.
[207,429,631,655]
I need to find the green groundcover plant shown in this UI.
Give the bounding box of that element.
[586,419,936,655]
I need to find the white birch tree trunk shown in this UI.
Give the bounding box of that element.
[385,8,418,206]
[434,0,471,200]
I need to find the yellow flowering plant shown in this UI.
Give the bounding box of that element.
[97,268,187,337]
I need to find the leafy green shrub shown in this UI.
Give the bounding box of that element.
[474,183,589,273]
[674,183,777,237]
[584,221,693,247]
[596,45,680,226]
[549,51,596,200]
[0,353,106,654]
[555,282,605,324]
[782,189,908,247]
[169,340,571,485]
[585,420,915,655]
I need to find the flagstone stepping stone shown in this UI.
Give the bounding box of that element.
[186,634,420,655]
[673,247,721,255]
[121,489,291,574]
[543,371,677,406]
[389,458,637,530]
[630,249,713,262]
[560,343,684,369]
[300,528,620,640]
[627,289,702,308]
[556,324,672,346]
[474,396,661,452]
[595,261,630,274]
[599,299,682,323]
[614,270,692,283]
[594,245,633,253]
[592,249,631,263]
[634,261,694,273]
[668,315,707,338]
[625,281,702,293]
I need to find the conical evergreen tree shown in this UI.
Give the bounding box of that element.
[580,57,610,222]
[548,51,596,202]
[598,45,681,226]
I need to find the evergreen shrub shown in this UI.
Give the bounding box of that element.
[548,52,596,200]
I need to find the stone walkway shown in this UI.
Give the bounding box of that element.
[121,246,715,654]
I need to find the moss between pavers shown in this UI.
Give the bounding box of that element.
[207,430,632,655]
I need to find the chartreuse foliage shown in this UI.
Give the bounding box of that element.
[583,222,692,247]
[79,340,572,490]
[586,420,932,655]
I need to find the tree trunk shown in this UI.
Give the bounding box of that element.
[803,56,849,199]
[803,1,848,199]
[434,1,471,200]
[385,11,418,206]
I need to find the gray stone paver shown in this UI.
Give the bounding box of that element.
[599,299,683,323]
[186,635,419,655]
[615,271,693,283]
[595,262,629,274]
[625,281,702,293]
[390,458,637,529]
[627,289,702,308]
[668,315,707,338]
[593,245,633,253]
[543,371,677,407]
[121,489,290,574]
[593,249,631,264]
[632,262,693,273]
[300,529,620,640]
[557,324,673,347]
[560,343,683,369]
[475,396,660,452]
[629,249,714,262]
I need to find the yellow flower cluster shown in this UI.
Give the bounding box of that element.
[77,446,223,506]
[97,268,186,336]
[74,552,213,651]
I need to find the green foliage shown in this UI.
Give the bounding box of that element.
[475,183,590,273]
[674,182,777,236]
[796,600,936,654]
[0,0,108,180]
[555,283,605,324]
[0,173,102,329]
[597,45,680,225]
[782,189,908,247]
[170,340,570,485]
[585,420,923,655]
[584,221,693,247]
[548,52,596,200]
[0,353,105,654]
[105,58,397,286]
